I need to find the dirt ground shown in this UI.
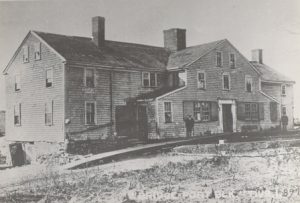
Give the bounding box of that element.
[0,140,300,202]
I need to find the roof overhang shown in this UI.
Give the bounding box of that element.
[261,79,295,85]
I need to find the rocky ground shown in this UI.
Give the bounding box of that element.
[0,140,300,202]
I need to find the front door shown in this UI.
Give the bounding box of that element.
[137,106,148,141]
[222,104,233,133]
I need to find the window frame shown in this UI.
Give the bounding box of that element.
[197,70,206,90]
[245,75,253,92]
[142,72,157,87]
[15,74,21,92]
[14,103,21,126]
[163,101,173,123]
[281,84,286,96]
[34,42,41,61]
[45,67,53,88]
[222,72,230,91]
[45,101,53,126]
[216,51,222,67]
[22,45,29,63]
[244,102,258,121]
[84,68,95,88]
[282,106,287,116]
[194,101,211,122]
[85,101,97,125]
[229,53,236,69]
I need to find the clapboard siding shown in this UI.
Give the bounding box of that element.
[156,41,274,138]
[65,66,162,140]
[262,82,294,129]
[5,34,65,142]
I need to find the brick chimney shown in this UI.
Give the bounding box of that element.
[92,16,105,48]
[251,49,263,64]
[164,28,186,52]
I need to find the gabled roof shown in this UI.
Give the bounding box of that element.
[167,39,226,69]
[250,61,295,83]
[34,31,169,71]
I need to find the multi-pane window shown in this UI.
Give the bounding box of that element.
[164,102,172,123]
[34,42,41,60]
[245,103,258,121]
[23,45,29,63]
[45,101,53,126]
[245,75,253,92]
[223,73,230,90]
[15,75,21,91]
[142,72,157,87]
[85,69,95,88]
[86,102,96,125]
[229,53,235,68]
[197,71,206,89]
[281,85,286,96]
[14,104,21,125]
[216,52,222,67]
[194,101,210,121]
[46,68,53,87]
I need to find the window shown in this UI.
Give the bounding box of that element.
[142,72,157,87]
[34,42,41,60]
[229,53,235,68]
[164,102,172,123]
[23,45,29,63]
[45,101,53,126]
[216,52,222,67]
[178,71,187,86]
[245,103,258,121]
[15,75,21,91]
[223,73,230,90]
[282,106,287,116]
[281,85,286,96]
[14,104,21,125]
[194,101,210,121]
[245,75,253,92]
[85,102,96,125]
[197,71,206,89]
[85,69,95,88]
[46,68,53,87]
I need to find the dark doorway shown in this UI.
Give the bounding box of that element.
[9,143,25,166]
[115,104,148,140]
[222,104,233,133]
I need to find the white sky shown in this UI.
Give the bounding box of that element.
[0,0,300,117]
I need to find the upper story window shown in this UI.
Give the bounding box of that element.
[14,103,21,126]
[164,102,172,123]
[216,52,222,67]
[281,84,286,96]
[15,74,21,91]
[46,68,53,87]
[34,42,41,60]
[178,71,187,87]
[45,101,53,126]
[197,71,206,89]
[85,68,95,88]
[142,72,157,87]
[222,73,230,90]
[245,75,253,92]
[22,45,29,63]
[229,53,236,68]
[85,101,96,125]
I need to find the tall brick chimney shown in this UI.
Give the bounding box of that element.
[164,28,186,52]
[92,16,105,48]
[251,49,263,64]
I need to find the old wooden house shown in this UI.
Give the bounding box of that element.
[3,16,295,150]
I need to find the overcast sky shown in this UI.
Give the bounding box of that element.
[0,0,300,116]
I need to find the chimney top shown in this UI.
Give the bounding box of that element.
[251,49,263,64]
[163,28,186,52]
[92,16,105,48]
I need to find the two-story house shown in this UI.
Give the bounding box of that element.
[3,16,295,151]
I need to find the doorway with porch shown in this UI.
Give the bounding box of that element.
[218,100,236,133]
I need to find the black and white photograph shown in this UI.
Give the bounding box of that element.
[0,0,300,202]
